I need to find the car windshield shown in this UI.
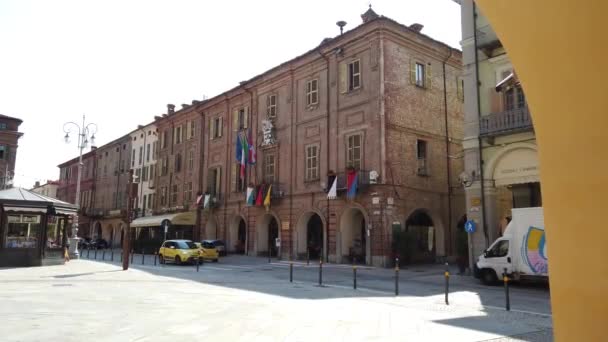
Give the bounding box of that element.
[202,242,215,249]
[175,241,197,249]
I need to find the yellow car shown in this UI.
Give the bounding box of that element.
[159,240,200,265]
[195,241,219,262]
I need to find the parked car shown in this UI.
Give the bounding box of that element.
[195,241,219,262]
[158,240,200,265]
[204,239,226,256]
[91,238,109,249]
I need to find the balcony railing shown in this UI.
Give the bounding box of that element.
[336,170,371,191]
[270,183,286,199]
[480,106,533,136]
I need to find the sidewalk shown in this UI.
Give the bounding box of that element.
[0,259,553,341]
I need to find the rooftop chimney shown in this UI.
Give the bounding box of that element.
[410,23,424,32]
[167,104,175,115]
[34,181,40,188]
[336,21,347,35]
[181,104,189,109]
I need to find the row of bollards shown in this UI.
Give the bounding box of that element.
[286,258,512,312]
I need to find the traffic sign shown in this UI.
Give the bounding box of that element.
[464,220,476,233]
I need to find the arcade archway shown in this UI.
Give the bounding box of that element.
[295,211,324,260]
[227,216,247,254]
[339,207,367,264]
[256,214,279,257]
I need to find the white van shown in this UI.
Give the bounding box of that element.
[475,207,548,284]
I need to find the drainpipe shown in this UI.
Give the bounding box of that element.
[139,127,147,217]
[442,47,454,259]
[379,35,387,267]
[473,2,490,246]
[318,50,331,263]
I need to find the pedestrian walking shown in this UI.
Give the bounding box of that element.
[64,244,70,263]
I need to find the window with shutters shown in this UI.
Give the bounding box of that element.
[175,153,182,173]
[415,63,425,87]
[267,94,277,118]
[188,120,195,139]
[264,153,276,183]
[185,182,193,202]
[348,60,361,91]
[174,125,183,144]
[146,144,151,162]
[346,134,362,170]
[161,130,168,149]
[160,186,167,206]
[161,156,168,176]
[457,78,464,102]
[131,149,136,167]
[306,79,318,106]
[135,168,141,183]
[238,108,246,130]
[138,146,143,165]
[210,116,223,139]
[305,144,320,181]
[141,166,148,182]
[207,167,222,195]
[171,184,179,204]
[232,163,245,192]
[188,149,194,171]
[416,139,428,176]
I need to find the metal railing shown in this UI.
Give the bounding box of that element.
[336,170,371,191]
[480,106,533,136]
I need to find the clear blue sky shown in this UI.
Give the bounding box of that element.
[0,0,461,188]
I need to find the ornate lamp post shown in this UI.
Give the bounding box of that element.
[63,115,97,258]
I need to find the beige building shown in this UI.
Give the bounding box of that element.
[456,0,541,268]
[30,180,59,199]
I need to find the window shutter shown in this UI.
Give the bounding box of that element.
[339,62,348,94]
[243,106,249,129]
[219,117,223,137]
[216,168,222,195]
[266,96,270,116]
[207,169,215,194]
[209,118,214,139]
[457,77,464,102]
[409,59,416,84]
[425,64,432,90]
[182,124,186,141]
[231,163,237,192]
[233,110,239,131]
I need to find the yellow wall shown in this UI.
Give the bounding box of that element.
[475,1,608,341]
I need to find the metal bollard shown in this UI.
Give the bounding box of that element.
[395,257,400,296]
[444,262,450,305]
[306,249,310,266]
[87,247,90,259]
[318,259,323,286]
[268,251,271,263]
[130,249,134,263]
[353,265,357,290]
[142,249,145,265]
[102,249,105,260]
[154,251,157,266]
[119,249,122,262]
[289,262,293,283]
[111,248,114,262]
[196,257,200,272]
[503,268,510,311]
[94,248,98,259]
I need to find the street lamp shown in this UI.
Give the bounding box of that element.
[63,115,98,258]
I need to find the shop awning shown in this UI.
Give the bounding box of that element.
[3,206,47,213]
[130,211,196,228]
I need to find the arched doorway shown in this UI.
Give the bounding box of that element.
[227,216,247,254]
[295,212,324,260]
[339,208,367,264]
[405,210,435,264]
[257,214,279,257]
[204,216,217,240]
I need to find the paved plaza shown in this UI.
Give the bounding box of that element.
[0,256,553,341]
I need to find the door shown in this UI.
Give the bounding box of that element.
[485,239,513,275]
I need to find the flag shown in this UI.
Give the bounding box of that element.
[346,168,358,200]
[255,184,265,206]
[235,134,242,163]
[196,194,203,206]
[264,184,272,208]
[247,128,256,165]
[203,194,211,209]
[327,174,337,200]
[246,186,255,206]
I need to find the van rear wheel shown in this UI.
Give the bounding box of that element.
[481,269,498,285]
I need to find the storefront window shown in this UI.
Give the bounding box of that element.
[5,214,41,248]
[45,216,64,249]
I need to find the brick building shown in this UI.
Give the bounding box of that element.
[56,148,97,236]
[30,180,60,199]
[0,114,23,188]
[137,9,465,266]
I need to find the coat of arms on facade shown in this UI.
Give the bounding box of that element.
[261,119,276,147]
